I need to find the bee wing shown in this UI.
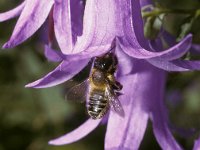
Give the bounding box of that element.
[65,79,89,103]
[105,85,124,117]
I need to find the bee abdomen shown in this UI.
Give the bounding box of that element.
[88,90,108,119]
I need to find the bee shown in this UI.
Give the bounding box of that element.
[66,52,124,119]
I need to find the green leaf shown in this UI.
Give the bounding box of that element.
[144,14,164,40]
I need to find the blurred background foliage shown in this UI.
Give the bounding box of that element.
[1,0,200,150]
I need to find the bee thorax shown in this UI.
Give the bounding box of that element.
[91,70,106,85]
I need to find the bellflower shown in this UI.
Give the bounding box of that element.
[2,0,200,150]
[0,0,83,53]
[0,0,53,48]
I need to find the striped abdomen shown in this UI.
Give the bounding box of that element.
[87,89,109,119]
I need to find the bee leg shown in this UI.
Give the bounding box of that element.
[116,91,123,96]
[106,75,123,91]
[112,81,123,91]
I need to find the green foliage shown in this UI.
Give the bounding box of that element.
[143,0,200,43]
[144,15,163,39]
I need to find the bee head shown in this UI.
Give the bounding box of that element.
[94,52,118,73]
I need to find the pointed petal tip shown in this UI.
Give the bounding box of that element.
[25,84,32,88]
[48,140,60,145]
[185,33,192,42]
[188,33,192,38]
[47,119,101,146]
[48,139,68,146]
[24,85,30,88]
[0,1,25,22]
[2,43,9,49]
[3,0,54,50]
[2,41,17,49]
[25,80,42,88]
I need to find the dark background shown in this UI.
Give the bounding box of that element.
[1,0,200,149]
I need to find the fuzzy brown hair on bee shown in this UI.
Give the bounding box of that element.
[65,52,124,119]
[87,52,123,119]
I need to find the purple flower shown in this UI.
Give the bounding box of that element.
[2,0,200,149]
[193,138,200,150]
[0,0,53,48]
[0,0,83,53]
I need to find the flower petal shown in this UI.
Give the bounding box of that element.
[44,45,65,62]
[71,0,84,40]
[162,30,177,47]
[0,1,25,22]
[3,0,54,49]
[46,43,113,65]
[115,43,133,76]
[149,38,163,52]
[25,59,89,88]
[49,119,101,145]
[193,137,200,150]
[119,0,192,60]
[72,0,123,53]
[65,43,113,61]
[140,0,154,7]
[148,59,200,71]
[53,0,73,54]
[129,0,150,50]
[120,33,192,60]
[53,0,84,54]
[105,74,148,150]
[148,67,182,150]
[191,44,200,53]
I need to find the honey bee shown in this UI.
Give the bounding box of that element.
[66,52,124,119]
